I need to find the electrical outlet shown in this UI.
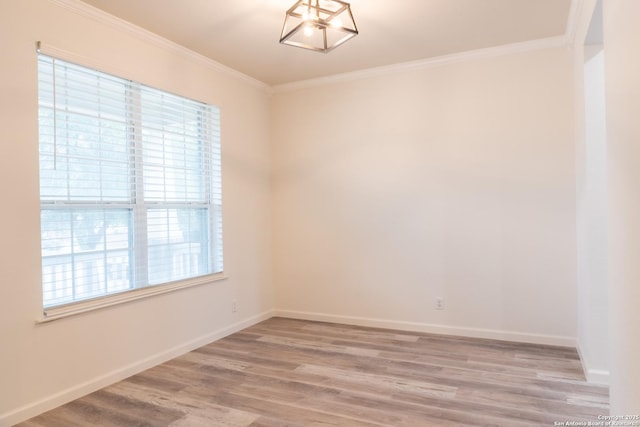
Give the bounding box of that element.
[232,299,238,313]
[435,297,444,310]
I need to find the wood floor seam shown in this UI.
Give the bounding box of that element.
[18,317,609,427]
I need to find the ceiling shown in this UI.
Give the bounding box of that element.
[78,0,573,86]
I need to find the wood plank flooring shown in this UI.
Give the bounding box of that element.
[19,317,609,426]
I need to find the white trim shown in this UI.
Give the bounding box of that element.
[45,0,581,95]
[38,274,228,323]
[45,0,269,91]
[273,309,577,347]
[272,36,568,93]
[1,310,274,427]
[3,309,589,426]
[576,342,610,385]
[565,0,585,45]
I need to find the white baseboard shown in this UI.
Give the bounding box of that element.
[273,309,577,347]
[0,310,274,427]
[576,342,610,385]
[584,368,610,385]
[2,309,594,426]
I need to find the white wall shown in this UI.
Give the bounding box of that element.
[271,47,576,344]
[1,0,614,422]
[603,0,640,413]
[574,0,609,385]
[0,1,273,425]
[579,47,609,381]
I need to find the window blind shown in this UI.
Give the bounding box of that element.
[38,54,223,309]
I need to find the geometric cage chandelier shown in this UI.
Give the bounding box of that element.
[279,0,358,53]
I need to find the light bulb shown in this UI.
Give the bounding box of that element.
[330,18,343,28]
[304,25,314,37]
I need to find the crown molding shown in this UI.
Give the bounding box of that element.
[47,0,580,95]
[46,0,270,91]
[272,35,569,93]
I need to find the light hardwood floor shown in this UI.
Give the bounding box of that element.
[19,317,608,426]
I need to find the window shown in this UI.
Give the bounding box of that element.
[38,54,223,310]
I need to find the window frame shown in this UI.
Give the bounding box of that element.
[37,48,226,322]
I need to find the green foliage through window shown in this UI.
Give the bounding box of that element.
[38,54,223,308]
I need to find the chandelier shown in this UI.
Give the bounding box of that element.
[279,0,358,53]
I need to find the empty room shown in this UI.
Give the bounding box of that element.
[1,0,639,425]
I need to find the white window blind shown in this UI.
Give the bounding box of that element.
[38,54,223,309]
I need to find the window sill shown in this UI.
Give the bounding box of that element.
[37,272,227,324]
